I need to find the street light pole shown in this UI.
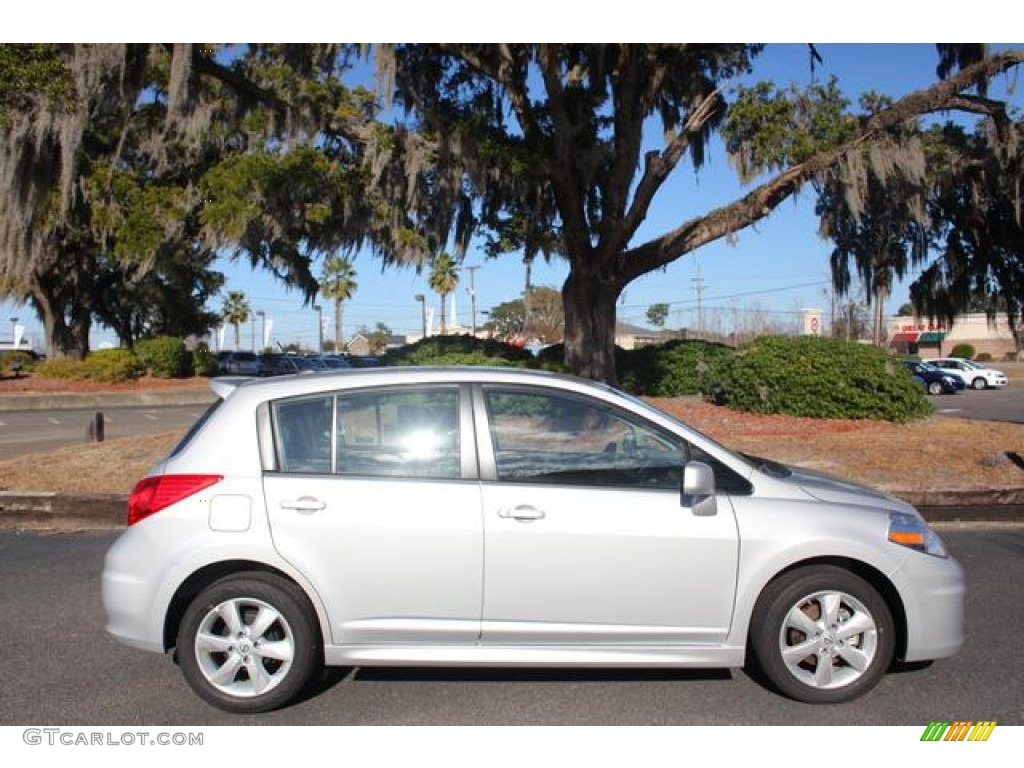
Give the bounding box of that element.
[313,305,323,354]
[466,266,480,337]
[256,311,266,352]
[414,294,427,340]
[9,317,18,347]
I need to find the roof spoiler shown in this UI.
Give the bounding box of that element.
[209,376,254,400]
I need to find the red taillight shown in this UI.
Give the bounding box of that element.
[127,474,223,526]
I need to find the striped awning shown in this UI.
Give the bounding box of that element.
[890,332,919,344]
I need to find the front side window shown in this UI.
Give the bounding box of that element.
[483,388,683,489]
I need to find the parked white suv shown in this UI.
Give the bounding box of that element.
[922,357,1008,390]
[102,368,964,712]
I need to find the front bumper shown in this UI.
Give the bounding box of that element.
[895,551,966,662]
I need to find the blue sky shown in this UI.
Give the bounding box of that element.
[4,42,1022,351]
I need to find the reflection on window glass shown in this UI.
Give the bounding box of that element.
[274,389,461,478]
[484,388,682,488]
[336,388,461,479]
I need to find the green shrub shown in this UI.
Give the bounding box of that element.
[191,346,220,377]
[950,343,976,359]
[382,334,537,368]
[716,336,931,422]
[35,358,89,380]
[81,349,144,383]
[37,349,143,383]
[135,336,190,378]
[0,351,35,375]
[618,339,734,396]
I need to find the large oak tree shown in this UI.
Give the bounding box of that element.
[380,44,1024,382]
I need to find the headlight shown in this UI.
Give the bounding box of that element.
[888,512,948,558]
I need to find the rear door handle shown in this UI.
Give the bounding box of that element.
[280,496,326,513]
[497,505,546,521]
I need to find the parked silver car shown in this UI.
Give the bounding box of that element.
[102,368,964,713]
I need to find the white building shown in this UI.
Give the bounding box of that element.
[887,313,1018,359]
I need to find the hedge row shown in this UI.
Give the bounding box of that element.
[390,334,930,423]
[33,337,215,383]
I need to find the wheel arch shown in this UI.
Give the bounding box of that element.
[749,556,909,662]
[163,560,324,653]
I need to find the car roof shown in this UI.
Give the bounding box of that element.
[209,366,592,403]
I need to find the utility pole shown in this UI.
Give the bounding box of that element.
[691,264,705,339]
[466,266,480,337]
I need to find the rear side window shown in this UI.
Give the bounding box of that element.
[271,387,461,479]
[274,396,333,473]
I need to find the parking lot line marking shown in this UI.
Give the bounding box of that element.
[48,417,60,425]
[143,413,159,421]
[938,408,962,414]
[0,420,6,427]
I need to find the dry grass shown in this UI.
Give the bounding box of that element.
[652,399,1024,495]
[0,432,180,494]
[1,400,1022,497]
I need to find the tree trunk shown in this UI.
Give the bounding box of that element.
[439,293,447,334]
[562,269,620,385]
[31,286,89,360]
[334,297,342,351]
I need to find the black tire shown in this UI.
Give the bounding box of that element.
[972,377,987,390]
[748,566,894,704]
[177,572,321,713]
[927,380,944,395]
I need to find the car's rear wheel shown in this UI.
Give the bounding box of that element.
[749,566,894,704]
[927,380,944,395]
[972,377,987,390]
[177,572,320,713]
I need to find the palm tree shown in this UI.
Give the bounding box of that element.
[319,256,358,352]
[428,253,460,334]
[221,290,251,351]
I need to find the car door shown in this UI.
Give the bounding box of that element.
[475,385,740,646]
[262,385,483,646]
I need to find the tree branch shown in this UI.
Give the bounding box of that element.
[537,44,590,261]
[620,49,1024,284]
[620,87,724,248]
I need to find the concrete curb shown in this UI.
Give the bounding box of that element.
[0,492,127,529]
[0,389,215,411]
[2,489,1022,531]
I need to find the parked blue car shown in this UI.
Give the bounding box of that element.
[902,360,964,395]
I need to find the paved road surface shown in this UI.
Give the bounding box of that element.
[0,527,1020,726]
[0,405,204,460]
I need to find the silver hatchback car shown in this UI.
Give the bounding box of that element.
[102,367,964,712]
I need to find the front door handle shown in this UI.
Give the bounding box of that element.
[280,496,326,514]
[497,505,546,521]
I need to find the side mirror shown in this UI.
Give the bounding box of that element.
[681,460,717,516]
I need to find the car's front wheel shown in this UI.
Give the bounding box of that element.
[749,566,895,704]
[177,572,321,713]
[927,380,945,395]
[972,377,987,390]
